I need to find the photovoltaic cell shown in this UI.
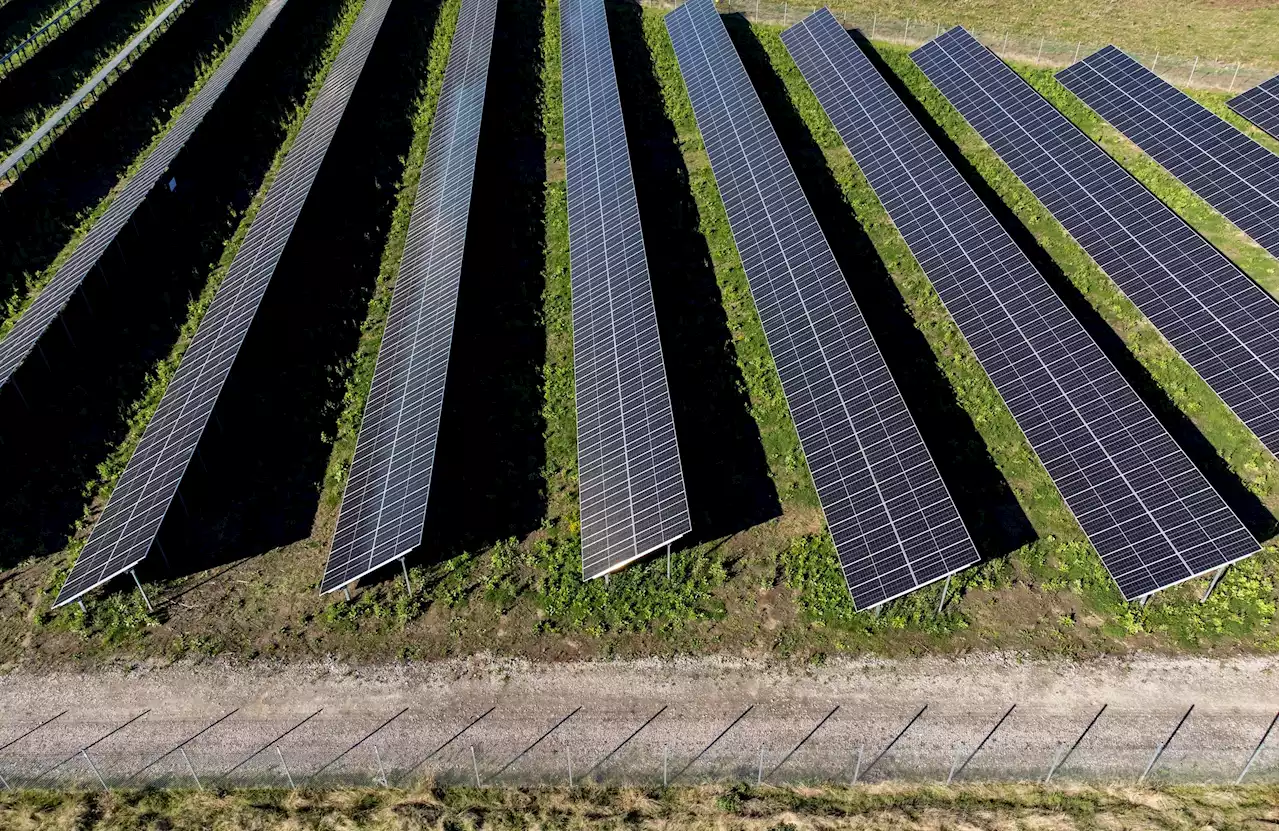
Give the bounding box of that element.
[666,0,978,610]
[561,0,690,579]
[54,0,394,608]
[783,9,1259,600]
[321,0,497,593]
[913,28,1279,456]
[1228,75,1279,139]
[1058,46,1278,257]
[0,0,289,391]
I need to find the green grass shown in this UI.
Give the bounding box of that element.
[0,782,1273,830]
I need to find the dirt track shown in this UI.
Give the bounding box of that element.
[0,654,1274,788]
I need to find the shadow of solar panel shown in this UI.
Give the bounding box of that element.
[53,0,394,609]
[0,0,288,391]
[1228,75,1279,139]
[1059,46,1279,257]
[783,9,1260,601]
[665,0,978,610]
[912,28,1279,457]
[321,0,497,593]
[561,0,690,579]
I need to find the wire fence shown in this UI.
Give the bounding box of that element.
[643,0,1277,94]
[1,701,1274,792]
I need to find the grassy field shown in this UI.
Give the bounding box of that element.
[1,782,1275,830]
[0,0,1275,667]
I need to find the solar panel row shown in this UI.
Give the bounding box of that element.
[321,0,497,593]
[1228,75,1279,139]
[1058,46,1279,258]
[562,0,690,579]
[913,28,1279,456]
[666,0,978,610]
[0,0,290,392]
[0,0,194,181]
[55,0,395,608]
[782,9,1259,600]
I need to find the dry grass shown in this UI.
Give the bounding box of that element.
[0,782,1274,830]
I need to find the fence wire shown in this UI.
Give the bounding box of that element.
[0,702,1273,791]
[643,0,1277,94]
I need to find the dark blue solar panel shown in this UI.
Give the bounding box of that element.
[666,0,978,610]
[1229,75,1279,139]
[783,9,1259,600]
[913,28,1279,456]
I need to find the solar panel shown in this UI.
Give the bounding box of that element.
[913,28,1279,456]
[783,9,1259,600]
[666,0,978,610]
[53,0,394,609]
[1228,75,1279,139]
[1058,46,1279,258]
[561,0,690,579]
[321,0,497,593]
[0,0,193,181]
[0,0,289,392]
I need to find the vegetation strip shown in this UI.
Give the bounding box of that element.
[0,783,1273,829]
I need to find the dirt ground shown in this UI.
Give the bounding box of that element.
[0,653,1273,789]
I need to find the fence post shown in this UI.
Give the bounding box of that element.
[946,744,962,784]
[1228,62,1241,92]
[180,748,202,790]
[1187,56,1199,85]
[757,745,764,785]
[1236,714,1278,785]
[82,749,107,791]
[471,745,480,787]
[1151,51,1159,70]
[1001,31,1008,53]
[851,744,863,784]
[903,18,910,44]
[1074,42,1081,61]
[566,743,573,788]
[871,12,877,39]
[663,744,669,786]
[374,745,388,787]
[1036,37,1045,63]
[1140,705,1194,783]
[782,2,787,25]
[276,747,295,790]
[1043,743,1066,783]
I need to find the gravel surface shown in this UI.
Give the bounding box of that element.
[0,653,1274,788]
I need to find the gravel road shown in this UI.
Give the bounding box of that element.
[0,654,1274,788]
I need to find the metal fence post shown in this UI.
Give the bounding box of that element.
[946,744,962,784]
[471,745,480,787]
[903,18,910,44]
[756,745,764,785]
[1043,743,1066,783]
[1151,51,1159,70]
[566,743,573,788]
[1236,714,1278,785]
[663,744,669,786]
[851,744,863,784]
[871,12,877,39]
[374,745,388,787]
[1140,705,1193,783]
[1073,42,1081,61]
[276,747,295,790]
[1228,62,1241,92]
[1036,37,1045,63]
[180,748,202,790]
[82,749,107,791]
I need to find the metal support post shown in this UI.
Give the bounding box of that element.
[936,573,952,615]
[757,745,764,785]
[373,745,388,787]
[471,745,480,787]
[1073,42,1081,61]
[1140,705,1193,783]
[82,749,107,790]
[946,744,962,784]
[1036,37,1045,63]
[276,746,295,790]
[1200,566,1227,603]
[903,18,910,44]
[1151,51,1159,70]
[400,557,412,595]
[1043,743,1067,784]
[1228,62,1241,92]
[666,544,671,580]
[130,570,153,612]
[1236,714,1277,784]
[180,748,201,790]
[850,744,863,784]
[871,13,877,39]
[1187,56,1198,84]
[78,600,87,614]
[344,587,352,602]
[1047,704,1107,784]
[663,744,669,786]
[566,743,573,787]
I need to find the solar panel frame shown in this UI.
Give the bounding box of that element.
[54,0,394,608]
[1228,75,1279,139]
[782,9,1260,600]
[912,28,1279,457]
[561,0,691,579]
[0,0,289,391]
[666,0,979,610]
[321,0,497,593]
[1058,46,1279,257]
